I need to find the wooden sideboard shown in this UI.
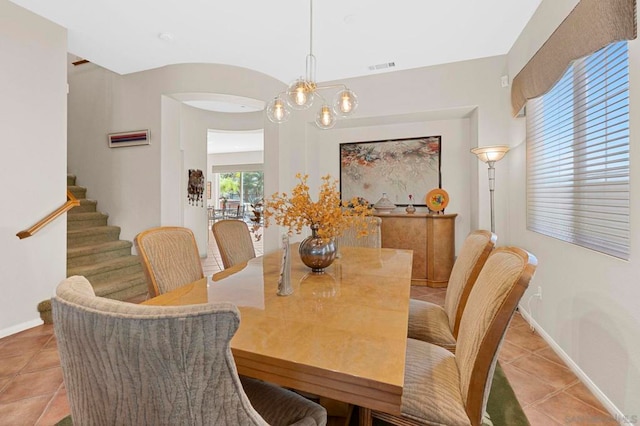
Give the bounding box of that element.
[375,212,457,287]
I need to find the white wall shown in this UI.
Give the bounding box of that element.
[310,117,472,253]
[68,63,283,248]
[0,1,67,336]
[506,0,640,416]
[269,55,512,250]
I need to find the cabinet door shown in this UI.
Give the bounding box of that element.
[426,216,456,286]
[379,216,427,283]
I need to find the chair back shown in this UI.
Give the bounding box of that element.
[443,230,497,337]
[52,276,268,425]
[135,226,204,297]
[335,216,382,248]
[212,219,256,269]
[455,246,537,425]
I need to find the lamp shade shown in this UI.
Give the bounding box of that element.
[471,145,510,163]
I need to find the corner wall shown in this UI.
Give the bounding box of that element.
[0,1,67,335]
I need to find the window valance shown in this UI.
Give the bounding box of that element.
[511,0,636,116]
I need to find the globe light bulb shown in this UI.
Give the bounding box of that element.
[316,105,336,129]
[266,97,290,123]
[286,79,314,110]
[333,89,358,117]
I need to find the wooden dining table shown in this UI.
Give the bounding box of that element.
[142,244,413,416]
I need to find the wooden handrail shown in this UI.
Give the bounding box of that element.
[16,190,80,239]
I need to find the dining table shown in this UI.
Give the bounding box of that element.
[142,243,413,416]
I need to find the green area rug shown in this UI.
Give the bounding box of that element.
[485,362,529,426]
[56,362,527,426]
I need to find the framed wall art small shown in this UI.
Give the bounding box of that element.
[108,130,150,148]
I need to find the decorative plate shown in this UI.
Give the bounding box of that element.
[426,188,449,212]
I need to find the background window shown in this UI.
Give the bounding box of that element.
[526,41,629,259]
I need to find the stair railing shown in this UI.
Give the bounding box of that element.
[16,190,80,239]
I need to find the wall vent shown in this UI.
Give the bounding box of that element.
[368,62,396,71]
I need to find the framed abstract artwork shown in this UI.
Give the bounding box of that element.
[339,136,441,206]
[107,129,150,148]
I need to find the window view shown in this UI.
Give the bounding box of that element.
[526,41,629,259]
[214,171,264,221]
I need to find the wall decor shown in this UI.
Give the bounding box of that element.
[188,169,205,206]
[107,129,150,148]
[340,136,441,206]
[207,181,212,200]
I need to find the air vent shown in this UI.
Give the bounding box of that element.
[368,62,396,71]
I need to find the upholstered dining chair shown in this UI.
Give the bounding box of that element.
[335,216,382,249]
[52,275,327,426]
[134,226,204,298]
[407,229,496,351]
[212,219,256,269]
[361,246,537,426]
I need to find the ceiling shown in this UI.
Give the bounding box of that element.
[11,0,542,155]
[11,0,541,84]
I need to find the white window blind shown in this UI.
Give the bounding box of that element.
[526,41,629,260]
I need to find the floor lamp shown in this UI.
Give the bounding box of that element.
[471,145,510,233]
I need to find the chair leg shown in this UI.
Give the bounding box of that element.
[359,407,373,426]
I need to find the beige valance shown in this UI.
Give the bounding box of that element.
[511,0,636,116]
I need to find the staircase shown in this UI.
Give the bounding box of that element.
[37,174,149,323]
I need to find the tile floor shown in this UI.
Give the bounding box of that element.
[0,236,618,425]
[413,287,618,425]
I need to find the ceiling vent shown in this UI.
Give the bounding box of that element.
[368,62,396,71]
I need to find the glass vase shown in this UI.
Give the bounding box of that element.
[298,224,336,273]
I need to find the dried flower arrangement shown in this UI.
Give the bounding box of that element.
[264,173,373,240]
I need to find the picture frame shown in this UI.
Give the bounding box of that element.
[339,136,441,206]
[108,129,150,148]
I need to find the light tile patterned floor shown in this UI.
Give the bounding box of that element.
[0,244,617,425]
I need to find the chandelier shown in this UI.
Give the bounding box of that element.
[265,0,358,129]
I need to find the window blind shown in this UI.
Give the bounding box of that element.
[526,41,629,259]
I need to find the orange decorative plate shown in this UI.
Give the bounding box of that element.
[426,188,449,212]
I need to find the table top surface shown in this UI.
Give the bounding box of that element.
[142,244,413,414]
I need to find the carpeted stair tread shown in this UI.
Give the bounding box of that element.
[67,240,134,268]
[68,199,98,214]
[91,272,148,300]
[68,185,87,199]
[67,255,143,282]
[67,212,109,230]
[67,225,121,246]
[38,175,150,324]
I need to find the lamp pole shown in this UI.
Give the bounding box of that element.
[487,160,496,233]
[470,145,509,235]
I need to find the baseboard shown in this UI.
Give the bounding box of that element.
[517,303,633,424]
[0,317,44,339]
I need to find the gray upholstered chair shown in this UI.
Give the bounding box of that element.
[361,246,537,426]
[212,219,257,269]
[407,230,496,351]
[134,226,204,298]
[335,216,382,249]
[52,276,327,426]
